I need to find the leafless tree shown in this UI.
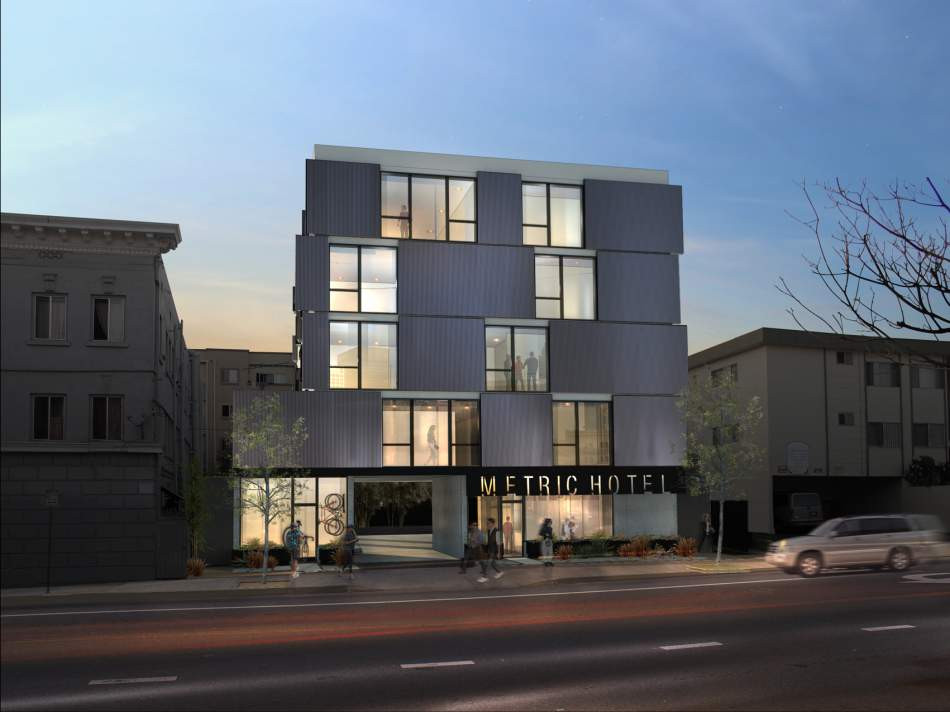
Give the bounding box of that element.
[777,178,948,366]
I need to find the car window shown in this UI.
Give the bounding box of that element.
[809,519,841,536]
[835,519,862,536]
[859,517,893,535]
[888,517,911,533]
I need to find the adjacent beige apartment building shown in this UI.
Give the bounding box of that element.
[688,328,949,536]
[193,349,294,473]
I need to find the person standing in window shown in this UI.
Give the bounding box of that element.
[514,356,525,391]
[426,424,439,465]
[503,515,514,557]
[525,351,539,391]
[399,204,409,238]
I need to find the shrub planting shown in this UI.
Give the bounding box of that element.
[186,557,206,577]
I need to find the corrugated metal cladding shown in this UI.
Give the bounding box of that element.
[233,390,381,468]
[300,312,328,390]
[399,316,485,391]
[481,393,553,467]
[294,235,328,312]
[613,395,683,466]
[398,242,534,318]
[597,252,680,324]
[476,171,522,246]
[584,180,684,254]
[306,159,381,238]
[549,322,687,395]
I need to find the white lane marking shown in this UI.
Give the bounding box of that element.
[659,641,723,651]
[861,625,916,632]
[903,573,950,584]
[400,660,474,669]
[0,575,827,619]
[88,676,178,686]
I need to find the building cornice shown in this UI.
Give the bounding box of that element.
[1,212,181,256]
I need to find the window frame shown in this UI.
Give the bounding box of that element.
[221,404,232,418]
[90,394,123,441]
[221,368,240,385]
[867,421,901,448]
[913,423,947,448]
[838,412,856,426]
[865,362,900,387]
[329,320,398,390]
[522,182,584,247]
[484,325,550,392]
[836,351,854,365]
[380,172,477,242]
[534,254,596,320]
[911,366,945,389]
[329,244,397,314]
[91,294,126,343]
[552,400,613,466]
[382,398,481,466]
[32,394,66,441]
[32,293,67,341]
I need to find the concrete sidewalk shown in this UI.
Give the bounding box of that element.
[0,554,776,601]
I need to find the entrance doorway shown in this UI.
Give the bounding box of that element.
[478,496,524,557]
[354,481,433,535]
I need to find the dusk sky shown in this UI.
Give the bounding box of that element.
[2,0,947,354]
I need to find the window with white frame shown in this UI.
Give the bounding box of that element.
[91,296,126,342]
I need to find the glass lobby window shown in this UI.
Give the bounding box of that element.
[92,295,126,342]
[330,245,397,313]
[239,478,291,548]
[535,255,595,319]
[553,401,611,465]
[413,400,450,466]
[382,399,480,466]
[91,395,122,440]
[33,395,65,440]
[522,183,583,247]
[526,495,612,540]
[33,294,66,340]
[381,173,476,241]
[485,326,548,392]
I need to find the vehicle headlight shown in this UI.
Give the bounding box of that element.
[778,540,787,549]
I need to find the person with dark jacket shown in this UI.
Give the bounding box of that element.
[539,518,554,566]
[484,518,504,579]
[460,522,489,582]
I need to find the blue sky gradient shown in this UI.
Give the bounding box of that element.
[2,0,947,353]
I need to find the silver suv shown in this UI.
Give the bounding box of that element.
[766,514,947,577]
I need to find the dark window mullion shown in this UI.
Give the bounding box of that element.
[444,178,449,241]
[546,184,552,246]
[510,326,516,391]
[356,246,362,312]
[574,403,580,466]
[448,399,454,465]
[408,176,413,239]
[559,256,565,319]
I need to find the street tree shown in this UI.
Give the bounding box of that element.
[183,456,207,561]
[778,178,948,366]
[678,371,764,564]
[230,393,308,581]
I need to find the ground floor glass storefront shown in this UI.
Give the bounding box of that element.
[478,495,613,555]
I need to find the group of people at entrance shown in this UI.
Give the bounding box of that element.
[459,519,506,583]
[504,352,541,390]
[285,520,360,579]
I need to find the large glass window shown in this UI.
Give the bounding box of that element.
[522,183,583,247]
[92,295,126,342]
[911,366,945,389]
[33,395,65,440]
[553,401,611,465]
[485,326,548,392]
[381,173,476,241]
[382,399,480,466]
[330,245,397,313]
[535,255,595,319]
[525,495,612,540]
[33,294,66,340]
[239,478,292,549]
[91,395,123,440]
[329,321,359,388]
[866,362,900,387]
[867,422,901,448]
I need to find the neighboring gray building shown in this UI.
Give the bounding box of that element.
[1,213,199,586]
[226,145,694,560]
[688,328,950,536]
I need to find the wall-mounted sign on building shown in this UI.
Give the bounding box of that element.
[786,442,810,475]
[468,469,683,497]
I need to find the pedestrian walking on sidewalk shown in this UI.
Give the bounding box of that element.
[340,524,359,579]
[286,521,302,579]
[698,513,716,553]
[459,522,489,582]
[485,518,504,579]
[539,518,554,566]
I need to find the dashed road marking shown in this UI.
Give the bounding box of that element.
[88,676,178,686]
[400,660,474,669]
[861,625,915,632]
[659,641,723,651]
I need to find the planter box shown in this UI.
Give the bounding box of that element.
[525,540,541,559]
[318,547,337,566]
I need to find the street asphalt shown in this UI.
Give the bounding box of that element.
[1,564,948,711]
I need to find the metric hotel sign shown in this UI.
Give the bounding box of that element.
[467,469,683,497]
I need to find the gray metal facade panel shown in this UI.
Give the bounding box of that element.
[549,322,687,394]
[597,252,681,324]
[476,171,522,246]
[398,316,485,391]
[398,242,534,318]
[306,159,381,238]
[481,393,553,467]
[234,391,381,468]
[613,396,683,466]
[300,312,328,390]
[294,235,328,312]
[584,180,684,254]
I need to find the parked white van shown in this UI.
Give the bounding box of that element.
[766,514,947,577]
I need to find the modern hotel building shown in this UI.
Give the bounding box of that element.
[226,145,694,559]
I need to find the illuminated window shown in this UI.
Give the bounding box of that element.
[330,245,397,313]
[485,326,548,392]
[381,173,476,241]
[553,401,611,465]
[535,255,595,319]
[383,399,480,466]
[329,321,397,389]
[523,183,583,247]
